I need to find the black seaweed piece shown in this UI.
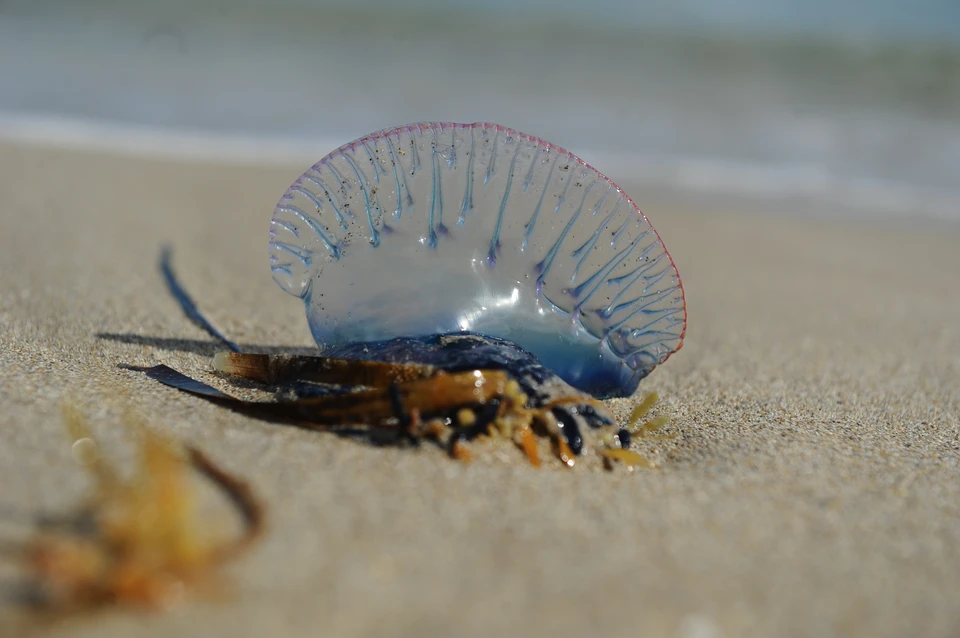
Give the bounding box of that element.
[126,364,235,399]
[457,399,502,442]
[388,382,420,447]
[446,399,502,456]
[616,428,632,449]
[578,404,613,428]
[551,406,583,456]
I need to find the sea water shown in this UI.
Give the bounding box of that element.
[2,0,958,222]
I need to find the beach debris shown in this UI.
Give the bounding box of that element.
[132,335,670,468]
[137,122,685,468]
[21,405,264,611]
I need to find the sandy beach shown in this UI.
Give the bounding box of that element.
[1,140,958,637]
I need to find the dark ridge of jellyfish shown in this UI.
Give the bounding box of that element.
[268,122,686,399]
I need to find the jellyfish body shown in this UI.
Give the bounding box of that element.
[269,122,685,398]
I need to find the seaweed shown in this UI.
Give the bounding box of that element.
[20,405,263,611]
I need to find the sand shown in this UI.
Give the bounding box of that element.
[1,141,958,638]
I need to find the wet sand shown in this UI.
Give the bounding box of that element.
[1,141,958,637]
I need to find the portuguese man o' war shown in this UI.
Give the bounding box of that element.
[134,122,685,468]
[269,122,686,399]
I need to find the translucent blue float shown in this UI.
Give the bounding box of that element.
[269,122,685,398]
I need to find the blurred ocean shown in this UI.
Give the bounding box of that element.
[2,0,959,221]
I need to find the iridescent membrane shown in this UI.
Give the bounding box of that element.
[269,122,685,398]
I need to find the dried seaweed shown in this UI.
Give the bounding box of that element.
[21,405,263,611]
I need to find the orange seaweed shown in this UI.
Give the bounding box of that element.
[22,406,264,611]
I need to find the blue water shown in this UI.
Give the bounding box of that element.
[2,0,959,221]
